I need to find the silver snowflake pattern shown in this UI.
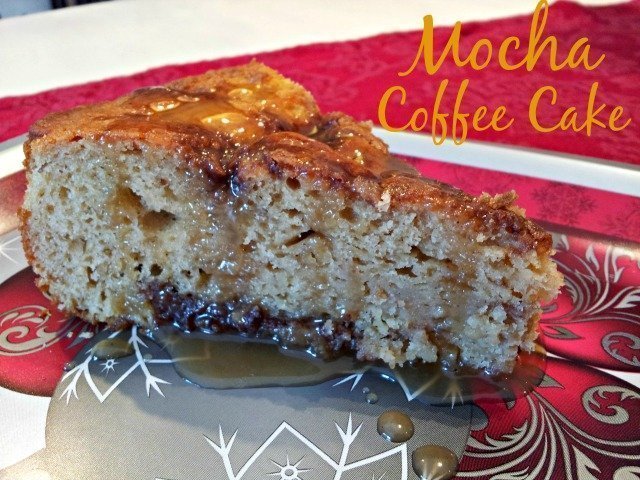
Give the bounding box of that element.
[0,234,21,264]
[334,368,466,408]
[59,326,173,403]
[268,455,310,479]
[100,358,118,375]
[157,414,408,480]
[332,371,366,391]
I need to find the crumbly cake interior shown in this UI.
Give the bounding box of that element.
[21,62,562,374]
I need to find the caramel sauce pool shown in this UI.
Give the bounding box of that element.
[92,338,134,360]
[142,326,545,404]
[152,328,360,389]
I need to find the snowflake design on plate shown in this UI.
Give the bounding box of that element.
[60,326,173,403]
[100,358,119,375]
[0,234,21,265]
[268,455,310,479]
[157,414,408,480]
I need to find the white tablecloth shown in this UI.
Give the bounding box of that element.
[0,0,623,97]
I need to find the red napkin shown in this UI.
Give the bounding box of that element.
[1,1,639,242]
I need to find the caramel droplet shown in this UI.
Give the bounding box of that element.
[228,87,253,98]
[411,445,458,480]
[150,100,181,112]
[201,112,264,141]
[353,149,364,164]
[201,112,246,126]
[377,410,414,443]
[176,94,200,103]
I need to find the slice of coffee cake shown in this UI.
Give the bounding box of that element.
[20,61,562,374]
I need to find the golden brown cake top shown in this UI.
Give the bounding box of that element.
[26,61,551,255]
